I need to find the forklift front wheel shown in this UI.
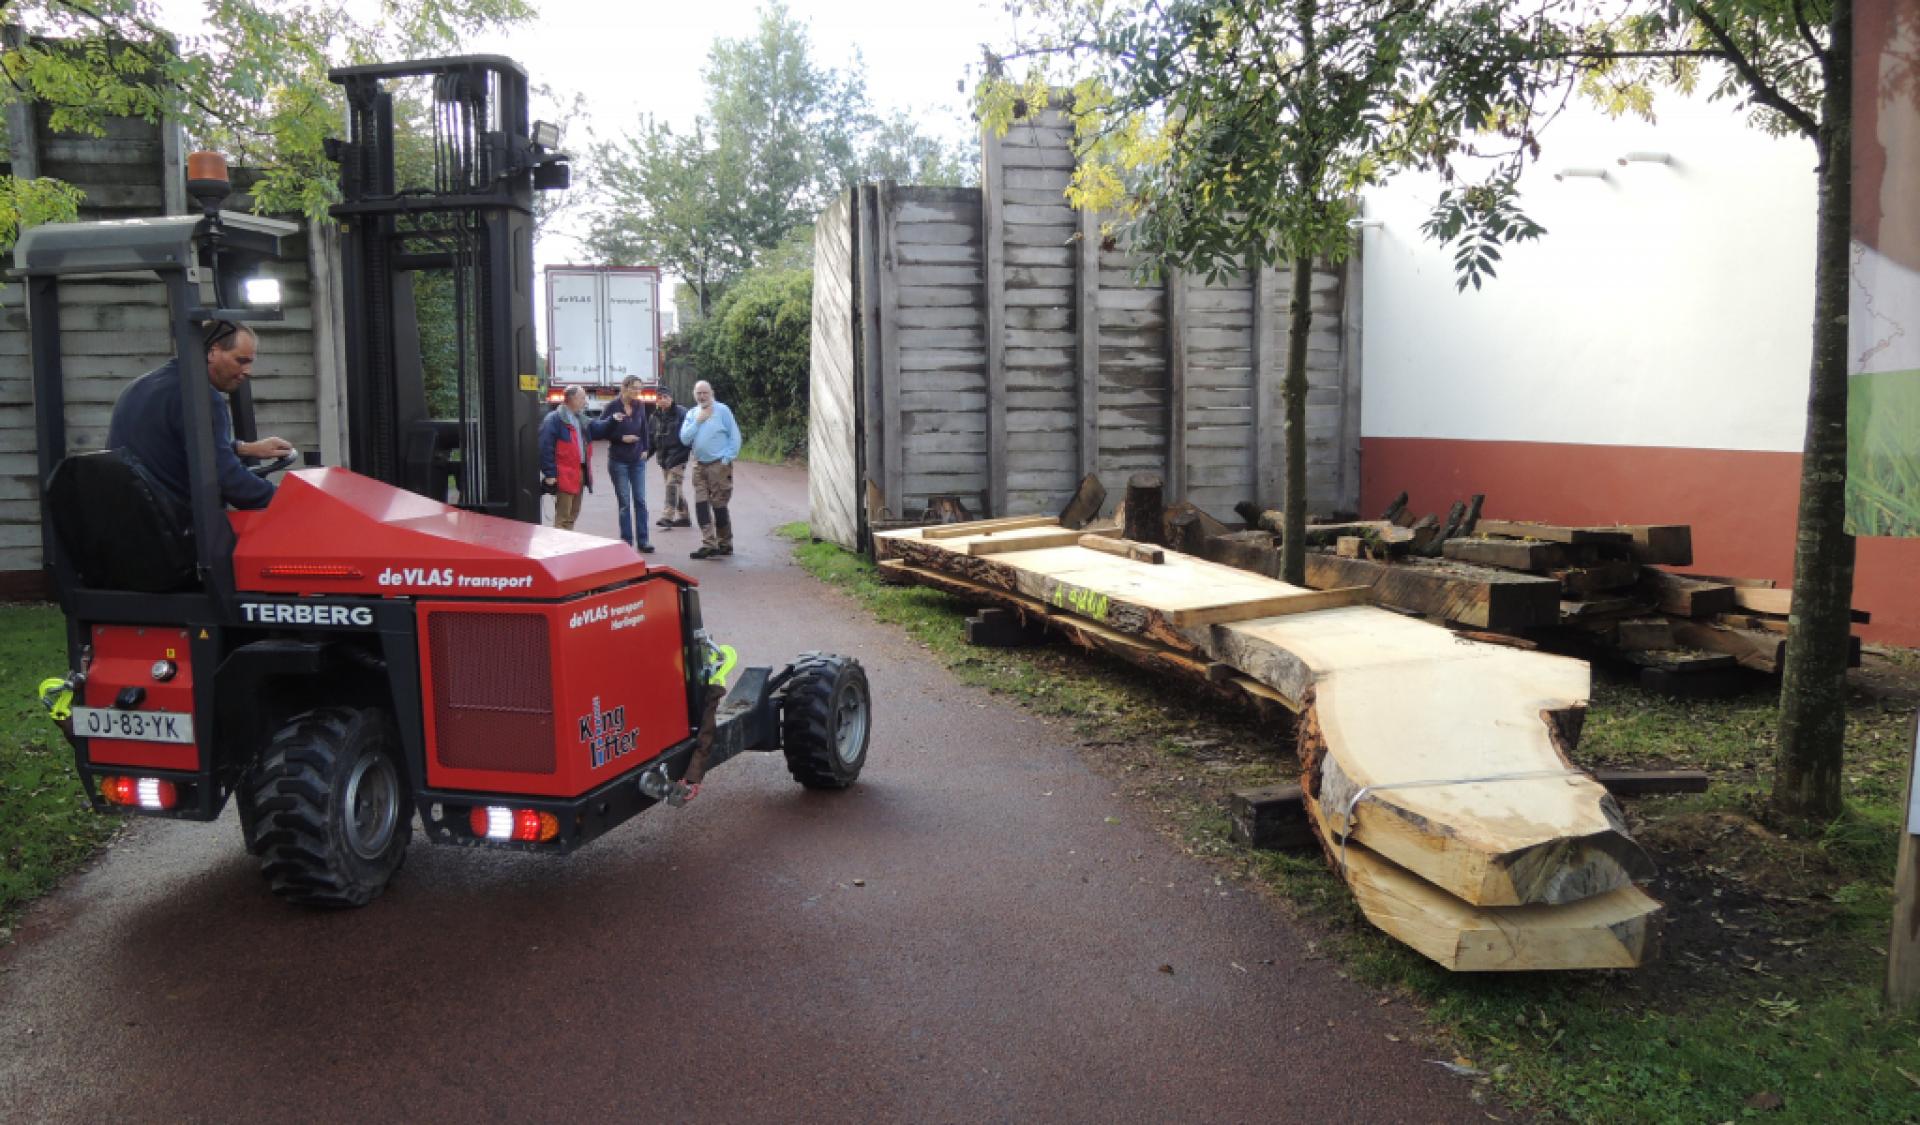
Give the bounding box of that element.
[780,655,871,790]
[243,706,412,908]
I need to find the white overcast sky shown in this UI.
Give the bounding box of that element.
[466,0,1018,277]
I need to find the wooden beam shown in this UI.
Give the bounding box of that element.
[1230,783,1316,851]
[923,515,1059,539]
[1591,767,1710,797]
[1303,553,1562,630]
[966,524,1120,555]
[1443,537,1569,572]
[1077,534,1165,564]
[1641,570,1737,618]
[1621,524,1693,566]
[1729,586,1794,615]
[1474,520,1633,546]
[857,184,887,532]
[1167,586,1369,628]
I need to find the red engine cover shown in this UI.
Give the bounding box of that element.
[231,468,659,600]
[81,625,197,771]
[418,578,692,797]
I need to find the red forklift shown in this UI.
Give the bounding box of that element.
[18,56,871,907]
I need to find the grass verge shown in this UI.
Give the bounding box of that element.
[0,603,116,939]
[781,523,1920,1122]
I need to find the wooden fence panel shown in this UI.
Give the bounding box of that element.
[807,193,860,549]
[811,100,1363,532]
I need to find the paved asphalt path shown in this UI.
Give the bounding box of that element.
[0,459,1485,1123]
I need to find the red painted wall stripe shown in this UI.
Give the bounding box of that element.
[1361,437,1920,646]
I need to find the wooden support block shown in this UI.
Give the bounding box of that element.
[1640,570,1737,618]
[1304,553,1563,630]
[964,607,1050,648]
[1123,472,1167,546]
[923,515,1058,540]
[1621,525,1693,566]
[966,523,1120,555]
[1614,617,1676,650]
[1077,533,1165,564]
[1475,520,1634,546]
[1229,784,1317,851]
[1058,473,1107,530]
[1443,537,1569,572]
[1199,530,1284,578]
[1671,620,1785,672]
[1591,767,1710,797]
[1165,501,1232,555]
[926,495,974,524]
[1553,559,1642,597]
[1167,586,1370,628]
[1380,491,1409,523]
[1729,586,1794,616]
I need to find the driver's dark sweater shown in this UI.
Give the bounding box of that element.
[106,359,275,510]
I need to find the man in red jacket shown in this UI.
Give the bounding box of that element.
[539,386,594,530]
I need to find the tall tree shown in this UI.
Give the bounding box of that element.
[979,0,1560,584]
[587,1,971,310]
[0,0,534,239]
[1583,0,1856,822]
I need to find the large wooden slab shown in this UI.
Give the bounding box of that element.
[1227,605,1653,906]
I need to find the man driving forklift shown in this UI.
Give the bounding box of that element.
[104,318,295,511]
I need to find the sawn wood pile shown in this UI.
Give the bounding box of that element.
[874,517,1662,972]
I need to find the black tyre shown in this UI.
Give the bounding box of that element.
[780,654,871,789]
[242,707,412,908]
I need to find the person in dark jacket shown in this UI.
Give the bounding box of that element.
[539,386,594,530]
[649,384,692,528]
[589,375,655,552]
[107,320,294,512]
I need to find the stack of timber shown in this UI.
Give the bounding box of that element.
[1432,520,1868,682]
[876,517,1662,972]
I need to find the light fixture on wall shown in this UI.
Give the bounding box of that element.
[1554,167,1611,182]
[1617,151,1673,166]
[1346,218,1383,231]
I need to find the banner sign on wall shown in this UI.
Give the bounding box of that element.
[1848,0,1920,537]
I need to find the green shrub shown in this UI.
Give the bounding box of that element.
[674,266,812,451]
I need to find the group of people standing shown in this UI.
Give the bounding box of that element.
[539,377,742,560]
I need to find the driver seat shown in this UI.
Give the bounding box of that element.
[45,449,202,592]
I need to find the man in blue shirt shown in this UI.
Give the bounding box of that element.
[106,321,293,512]
[678,379,742,559]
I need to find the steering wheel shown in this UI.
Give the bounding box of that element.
[250,453,299,478]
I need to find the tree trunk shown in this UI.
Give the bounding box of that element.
[1773,0,1855,824]
[1281,256,1312,586]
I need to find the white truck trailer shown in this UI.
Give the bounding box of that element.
[545,264,663,411]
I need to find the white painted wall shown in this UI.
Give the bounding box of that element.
[1358,95,1820,452]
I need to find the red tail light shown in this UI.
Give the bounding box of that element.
[469,806,560,843]
[99,775,179,810]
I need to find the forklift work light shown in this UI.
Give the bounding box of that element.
[243,277,283,309]
[470,806,560,843]
[531,120,560,149]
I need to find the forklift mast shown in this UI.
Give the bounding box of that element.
[326,55,569,523]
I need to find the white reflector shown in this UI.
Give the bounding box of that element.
[483,807,515,840]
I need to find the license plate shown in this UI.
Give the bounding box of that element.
[72,707,195,744]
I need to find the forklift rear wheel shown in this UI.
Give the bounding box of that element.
[780,655,871,789]
[243,706,412,908]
